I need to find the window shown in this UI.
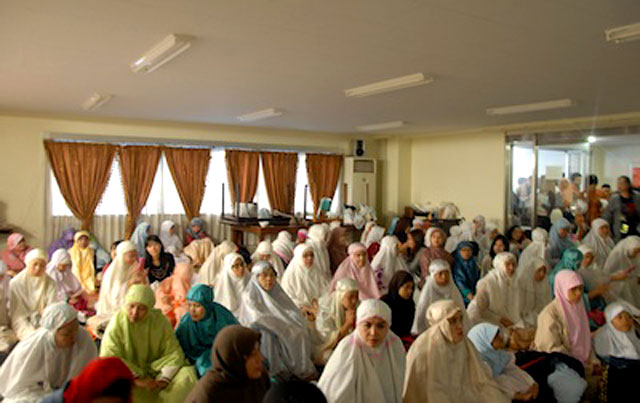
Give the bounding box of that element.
[50,148,327,218]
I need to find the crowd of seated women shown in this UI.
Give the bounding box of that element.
[0,206,639,402]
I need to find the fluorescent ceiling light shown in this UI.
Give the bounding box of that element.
[486,99,575,116]
[236,108,283,122]
[82,92,112,111]
[587,135,596,143]
[605,22,640,44]
[130,34,192,73]
[356,120,405,132]
[345,73,433,98]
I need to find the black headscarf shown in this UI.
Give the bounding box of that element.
[263,379,327,403]
[380,271,415,338]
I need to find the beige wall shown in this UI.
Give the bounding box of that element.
[410,131,506,228]
[0,114,355,246]
[591,143,640,187]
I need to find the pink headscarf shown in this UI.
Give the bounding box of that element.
[330,242,380,299]
[1,233,32,274]
[554,270,591,363]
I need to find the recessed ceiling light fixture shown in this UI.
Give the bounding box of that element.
[486,98,575,116]
[236,108,283,122]
[82,92,112,111]
[356,120,405,132]
[587,135,597,143]
[345,73,433,98]
[130,34,192,73]
[605,22,640,44]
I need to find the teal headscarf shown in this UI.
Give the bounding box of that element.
[175,284,238,377]
[549,248,583,297]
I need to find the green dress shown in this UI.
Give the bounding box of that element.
[100,285,197,402]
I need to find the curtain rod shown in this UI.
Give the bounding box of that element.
[43,132,344,154]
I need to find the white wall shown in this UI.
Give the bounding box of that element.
[592,143,640,187]
[410,131,506,229]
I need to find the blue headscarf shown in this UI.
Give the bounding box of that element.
[549,218,575,260]
[467,323,511,377]
[452,241,480,306]
[131,222,151,257]
[175,284,238,377]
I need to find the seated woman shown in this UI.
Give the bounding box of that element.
[479,235,509,277]
[282,244,330,311]
[9,249,57,340]
[314,277,359,364]
[68,230,97,294]
[183,237,215,268]
[251,240,285,278]
[1,233,32,277]
[307,224,332,280]
[402,229,425,277]
[363,225,385,263]
[515,257,551,328]
[549,218,575,263]
[238,261,316,380]
[380,271,415,341]
[43,357,134,403]
[318,299,405,403]
[0,303,97,402]
[131,222,151,258]
[582,218,614,267]
[467,323,538,401]
[0,262,17,362]
[100,285,198,402]
[154,261,195,327]
[185,325,270,403]
[92,241,146,332]
[533,270,600,382]
[176,284,238,377]
[326,226,348,275]
[185,217,209,246]
[272,230,295,266]
[518,228,551,272]
[160,220,184,256]
[577,245,630,306]
[199,240,236,286]
[593,301,640,402]
[47,228,76,258]
[331,243,380,300]
[452,241,481,306]
[467,252,524,330]
[418,227,453,281]
[46,249,92,315]
[603,236,640,308]
[144,235,176,284]
[403,300,509,403]
[214,253,250,317]
[371,236,408,292]
[506,225,530,258]
[412,259,466,335]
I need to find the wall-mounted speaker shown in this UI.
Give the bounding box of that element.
[355,139,365,156]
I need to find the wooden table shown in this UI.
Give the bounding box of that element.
[221,220,306,245]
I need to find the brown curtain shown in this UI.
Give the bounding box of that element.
[163,147,211,221]
[118,145,161,238]
[44,140,117,230]
[225,150,260,205]
[261,151,298,214]
[306,153,343,218]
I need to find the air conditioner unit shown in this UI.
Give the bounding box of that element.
[343,157,377,208]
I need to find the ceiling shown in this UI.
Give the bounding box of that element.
[1,0,640,134]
